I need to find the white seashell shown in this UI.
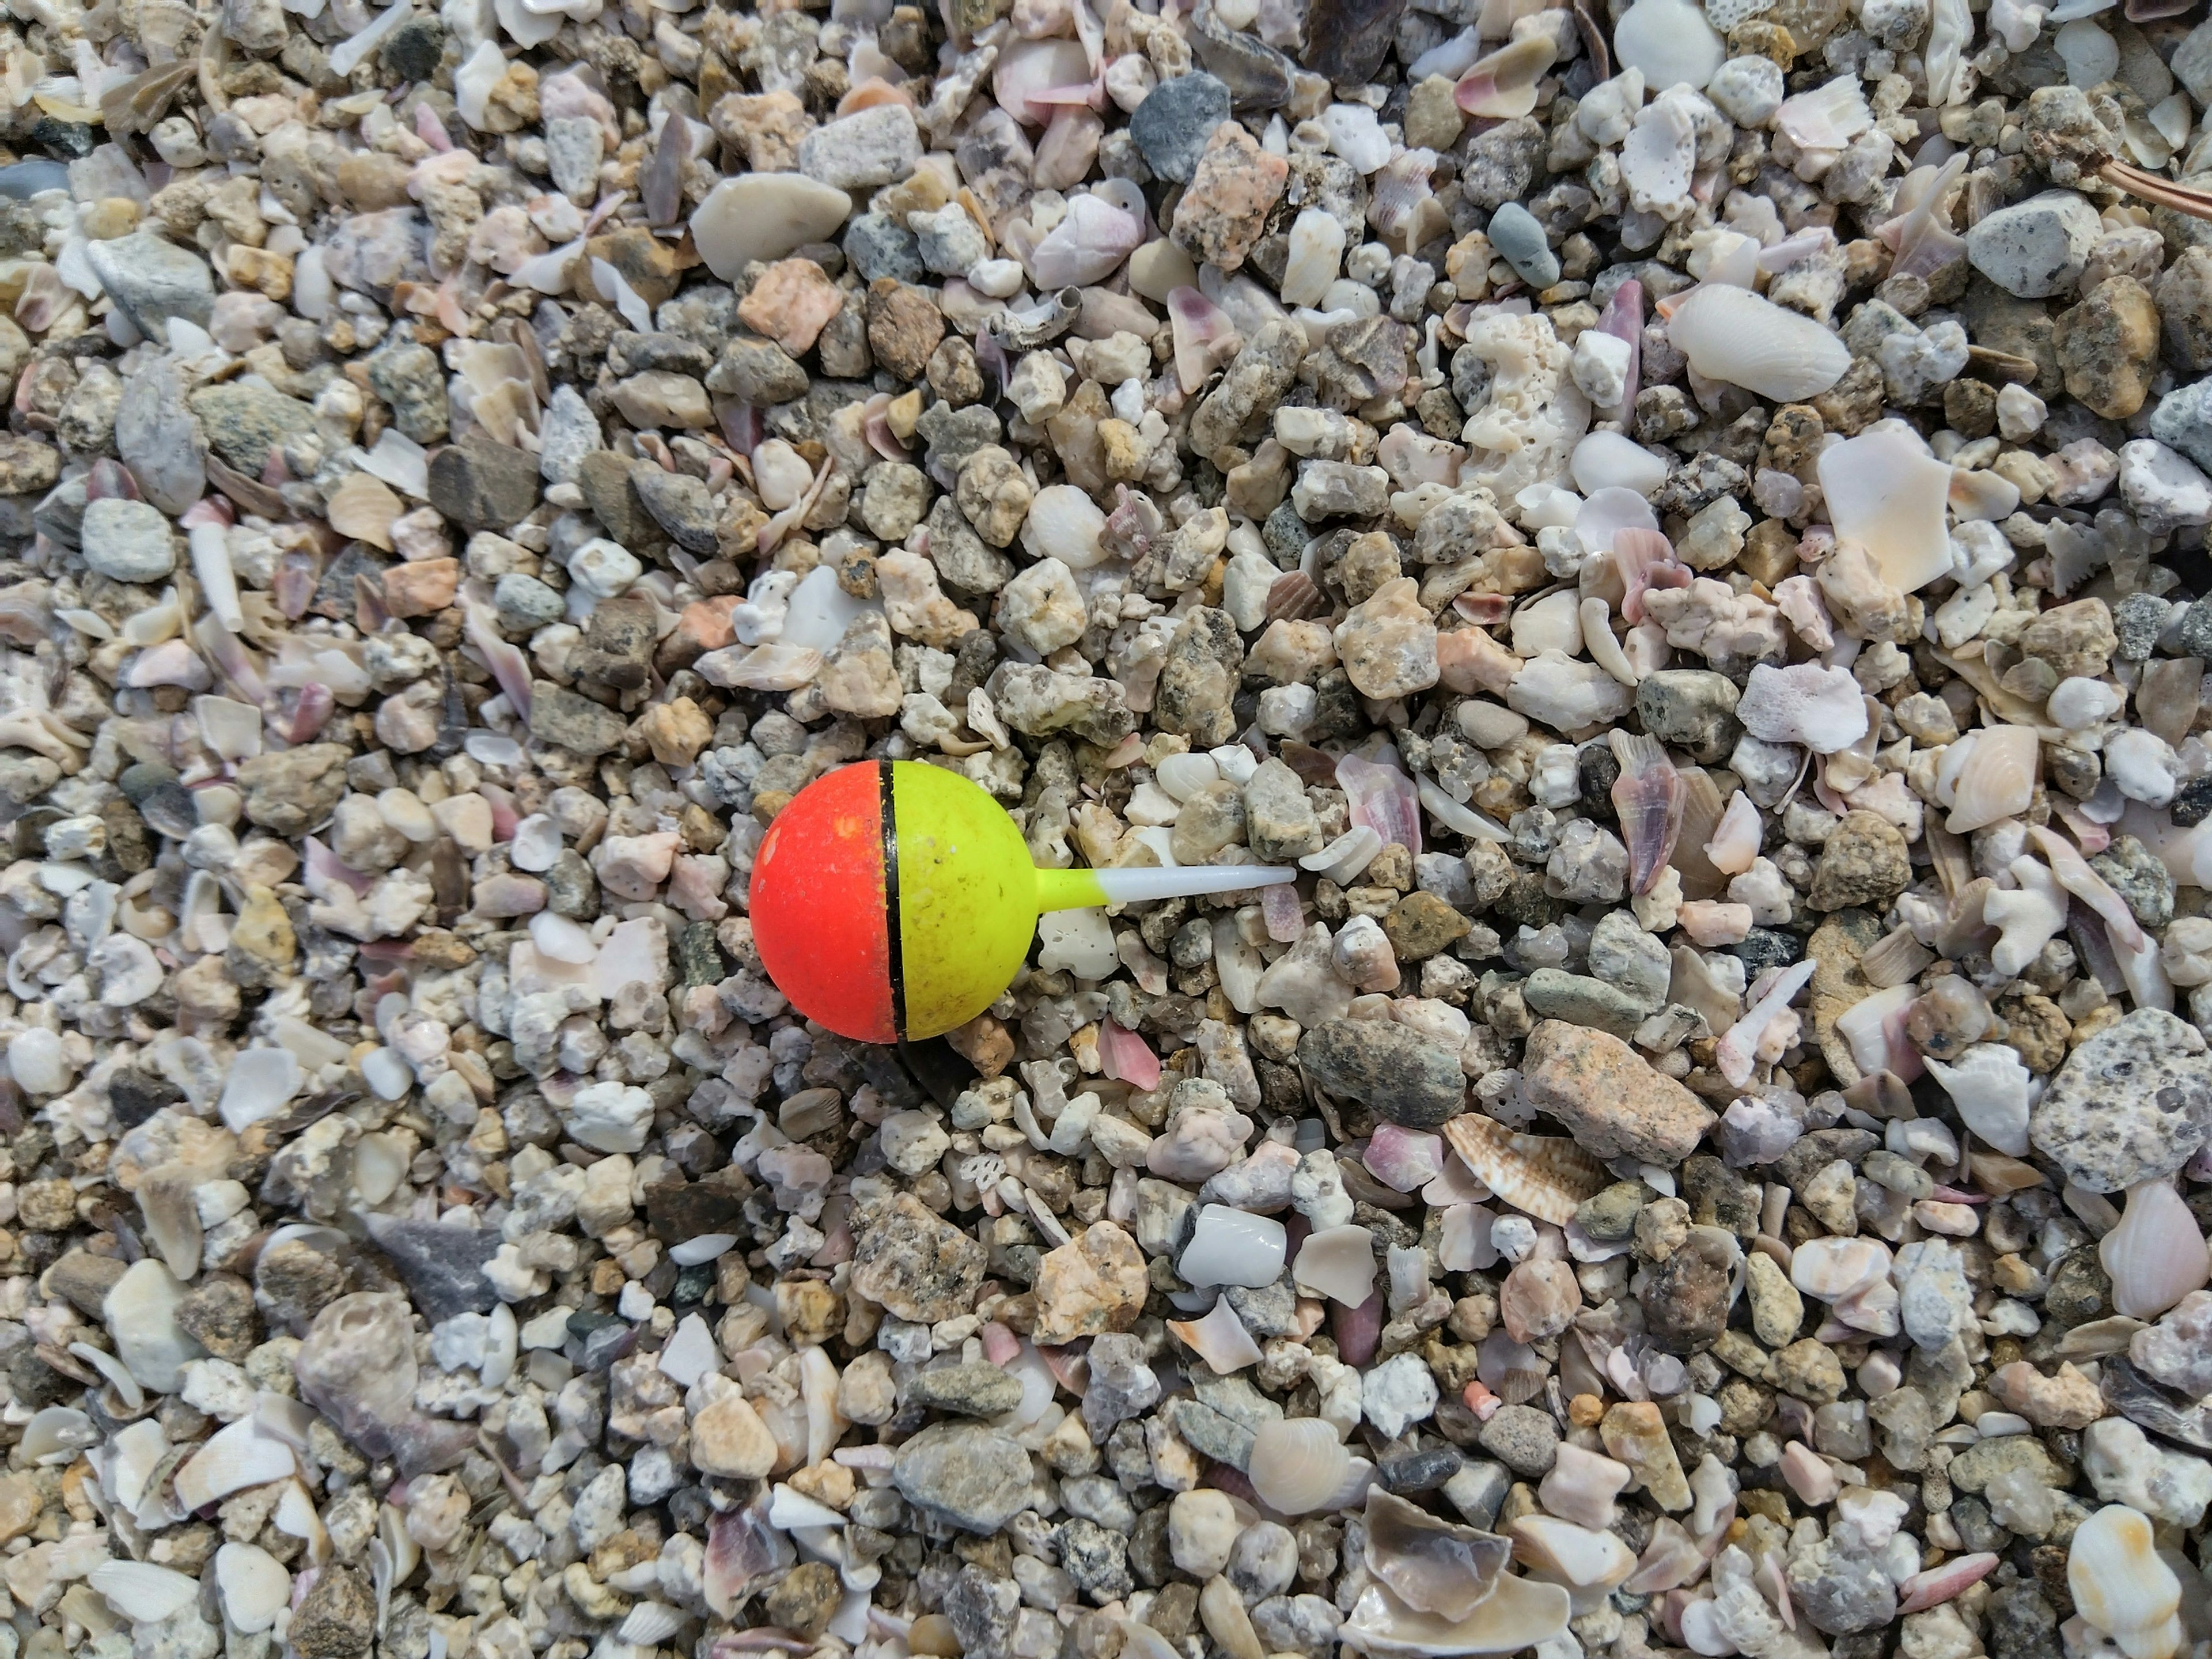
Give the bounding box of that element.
[1156,751,1221,801]
[767,1484,846,1530]
[1180,1205,1287,1287]
[70,1340,145,1411]
[175,1417,300,1512]
[1343,1574,1573,1657]
[1248,1416,1354,1515]
[751,440,815,512]
[1573,486,1657,555]
[256,1389,320,1452]
[1937,725,2040,834]
[353,1132,407,1206]
[1612,0,1724,90]
[105,1418,168,1512]
[1510,589,1585,658]
[215,1543,291,1634]
[104,1258,203,1393]
[21,1405,97,1463]
[1281,208,1346,308]
[1300,824,1385,884]
[1294,1223,1379,1306]
[90,1559,202,1623]
[1715,958,1816,1089]
[1791,1236,1892,1300]
[1021,483,1109,568]
[217,1044,304,1134]
[618,1603,687,1645]
[1817,427,1957,593]
[1664,284,1851,401]
[1438,1203,1501,1271]
[1923,1043,2032,1156]
[1168,1296,1264,1374]
[669,1232,738,1266]
[2069,1505,2183,1659]
[328,1,415,77]
[2101,1181,2212,1322]
[706,642,823,692]
[1570,430,1669,497]
[690,174,853,282]
[377,1502,419,1617]
[273,1479,331,1567]
[1776,75,1872,150]
[1983,856,2067,978]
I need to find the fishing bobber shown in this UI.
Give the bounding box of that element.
[750,760,1297,1043]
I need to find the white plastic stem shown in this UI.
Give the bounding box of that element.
[1076,865,1297,908]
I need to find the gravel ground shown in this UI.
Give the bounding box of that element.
[8,3,2212,1659]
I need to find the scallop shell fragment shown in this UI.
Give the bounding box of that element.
[1442,1115,1606,1226]
[327,471,402,551]
[1937,725,2041,834]
[1248,1415,1354,1515]
[2100,1180,2212,1321]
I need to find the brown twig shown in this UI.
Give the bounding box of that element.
[2101,157,2212,221]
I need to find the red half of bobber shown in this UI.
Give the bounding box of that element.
[749,760,899,1044]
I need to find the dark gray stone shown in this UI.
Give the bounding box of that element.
[1297,1018,1465,1128]
[363,1216,501,1323]
[1302,0,1407,82]
[428,438,541,532]
[1130,73,1232,184]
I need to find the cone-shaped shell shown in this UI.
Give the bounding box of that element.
[1443,1116,1607,1226]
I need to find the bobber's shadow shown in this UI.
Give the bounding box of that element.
[894,1035,976,1111]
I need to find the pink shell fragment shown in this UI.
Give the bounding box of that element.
[1596,278,1643,411]
[1336,753,1421,857]
[1100,1020,1162,1089]
[1897,1552,1998,1614]
[1614,528,1690,625]
[1334,1291,1383,1366]
[1364,1124,1446,1193]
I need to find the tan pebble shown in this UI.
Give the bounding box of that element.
[382,558,459,619]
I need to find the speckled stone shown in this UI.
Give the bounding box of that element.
[2031,1008,2212,1191]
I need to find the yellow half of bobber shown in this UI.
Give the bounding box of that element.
[887,762,1297,1041]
